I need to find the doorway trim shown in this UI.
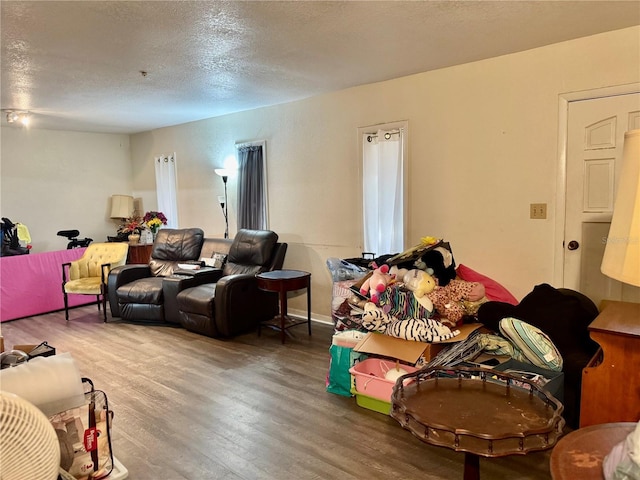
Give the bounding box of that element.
[553,82,640,287]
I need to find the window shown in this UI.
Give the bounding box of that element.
[236,141,268,230]
[154,153,178,228]
[360,122,407,256]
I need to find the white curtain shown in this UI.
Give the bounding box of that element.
[363,129,404,256]
[154,154,178,228]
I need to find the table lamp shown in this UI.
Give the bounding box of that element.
[600,129,640,288]
[110,195,134,221]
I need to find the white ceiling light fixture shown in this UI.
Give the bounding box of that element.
[4,110,30,127]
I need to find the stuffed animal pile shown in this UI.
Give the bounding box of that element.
[349,237,488,341]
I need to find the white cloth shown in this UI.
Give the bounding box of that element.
[0,352,85,416]
[604,422,640,480]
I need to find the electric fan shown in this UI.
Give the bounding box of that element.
[0,391,60,480]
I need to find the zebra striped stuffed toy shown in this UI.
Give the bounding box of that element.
[361,302,460,342]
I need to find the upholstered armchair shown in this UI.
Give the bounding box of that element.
[177,229,287,338]
[107,228,219,324]
[62,242,129,322]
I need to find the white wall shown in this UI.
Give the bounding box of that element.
[130,26,640,320]
[2,27,637,321]
[1,127,132,252]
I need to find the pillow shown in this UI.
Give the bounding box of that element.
[201,252,227,269]
[456,264,519,305]
[499,317,563,371]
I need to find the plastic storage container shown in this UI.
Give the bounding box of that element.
[350,387,393,415]
[349,358,418,402]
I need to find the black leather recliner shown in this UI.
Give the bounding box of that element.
[107,228,220,324]
[177,229,287,338]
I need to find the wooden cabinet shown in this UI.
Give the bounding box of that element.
[580,301,640,427]
[127,243,153,264]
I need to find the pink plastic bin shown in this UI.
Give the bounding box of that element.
[349,358,418,402]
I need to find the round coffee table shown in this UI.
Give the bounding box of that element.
[550,422,636,479]
[256,269,311,344]
[391,366,565,480]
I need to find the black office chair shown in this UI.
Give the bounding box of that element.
[57,230,93,249]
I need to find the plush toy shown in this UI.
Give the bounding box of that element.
[360,264,392,304]
[362,302,460,342]
[416,244,457,286]
[427,278,486,327]
[361,301,394,333]
[402,269,437,311]
[389,265,409,283]
[402,269,485,326]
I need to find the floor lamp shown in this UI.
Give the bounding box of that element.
[215,169,230,239]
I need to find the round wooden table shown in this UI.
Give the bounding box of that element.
[550,422,636,479]
[391,367,565,480]
[256,269,311,344]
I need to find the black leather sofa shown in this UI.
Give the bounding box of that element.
[176,229,287,338]
[107,228,287,337]
[107,228,217,324]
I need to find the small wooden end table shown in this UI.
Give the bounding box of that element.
[256,269,311,344]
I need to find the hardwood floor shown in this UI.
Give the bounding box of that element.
[1,306,556,480]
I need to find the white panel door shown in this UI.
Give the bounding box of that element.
[564,93,640,307]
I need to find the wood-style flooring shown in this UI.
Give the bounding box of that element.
[1,306,556,479]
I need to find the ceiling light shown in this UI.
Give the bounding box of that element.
[4,110,30,127]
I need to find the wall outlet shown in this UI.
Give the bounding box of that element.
[530,203,547,219]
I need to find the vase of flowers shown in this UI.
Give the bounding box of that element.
[118,216,145,244]
[143,211,168,240]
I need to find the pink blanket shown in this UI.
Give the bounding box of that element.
[0,248,95,322]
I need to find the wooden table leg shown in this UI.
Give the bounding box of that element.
[463,453,480,480]
[279,288,288,344]
[307,280,312,336]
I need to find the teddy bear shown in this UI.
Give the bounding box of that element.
[402,269,485,327]
[427,278,486,326]
[359,263,392,304]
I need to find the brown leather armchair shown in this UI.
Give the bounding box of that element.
[107,228,220,323]
[176,229,287,338]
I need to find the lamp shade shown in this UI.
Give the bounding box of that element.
[215,168,231,181]
[601,129,640,287]
[110,195,134,219]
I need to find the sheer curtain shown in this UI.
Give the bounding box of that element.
[237,144,267,230]
[363,129,404,255]
[154,153,179,228]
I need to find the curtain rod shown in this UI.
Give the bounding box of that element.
[366,129,401,142]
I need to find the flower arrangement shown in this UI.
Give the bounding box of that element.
[118,216,145,235]
[143,211,168,234]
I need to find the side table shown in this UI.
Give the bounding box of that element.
[580,301,640,427]
[256,270,311,344]
[550,422,636,479]
[127,243,153,264]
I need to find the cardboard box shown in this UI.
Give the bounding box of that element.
[353,323,483,365]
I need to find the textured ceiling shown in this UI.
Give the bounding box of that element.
[1,1,639,134]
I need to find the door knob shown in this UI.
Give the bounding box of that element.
[567,240,580,251]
